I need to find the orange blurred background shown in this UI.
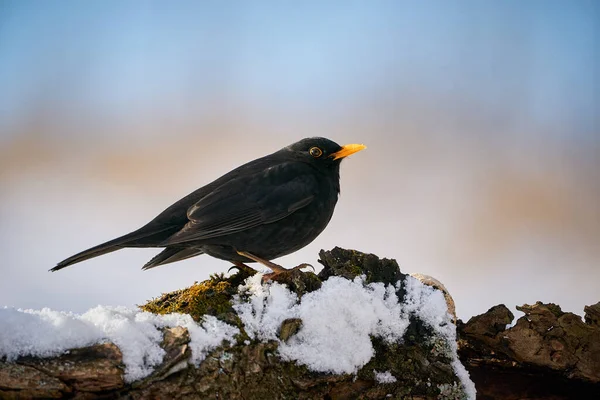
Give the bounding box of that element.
[1,1,598,320]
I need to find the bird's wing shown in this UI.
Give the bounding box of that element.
[162,163,317,245]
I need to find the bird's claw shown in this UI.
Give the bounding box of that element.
[227,266,239,274]
[293,263,314,272]
[228,262,257,276]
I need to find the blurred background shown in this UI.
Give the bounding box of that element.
[1,1,598,320]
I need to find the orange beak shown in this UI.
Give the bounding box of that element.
[331,144,367,160]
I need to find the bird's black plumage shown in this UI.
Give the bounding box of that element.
[52,137,365,272]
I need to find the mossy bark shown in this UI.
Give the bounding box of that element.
[1,248,469,400]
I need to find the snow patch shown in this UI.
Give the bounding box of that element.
[0,306,238,382]
[374,370,397,383]
[277,276,408,374]
[233,274,475,399]
[232,273,298,341]
[233,275,409,374]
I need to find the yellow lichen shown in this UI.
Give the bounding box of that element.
[139,270,253,322]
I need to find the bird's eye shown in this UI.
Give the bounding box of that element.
[309,147,323,158]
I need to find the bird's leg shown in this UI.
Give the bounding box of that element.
[236,251,288,273]
[236,251,314,281]
[227,261,258,276]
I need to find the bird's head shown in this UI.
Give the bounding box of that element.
[285,137,366,170]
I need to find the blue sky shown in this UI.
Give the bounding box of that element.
[0,1,597,140]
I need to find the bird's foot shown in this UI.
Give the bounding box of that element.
[236,251,314,282]
[262,263,314,282]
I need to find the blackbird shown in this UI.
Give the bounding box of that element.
[52,137,365,277]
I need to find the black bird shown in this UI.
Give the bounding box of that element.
[52,137,365,277]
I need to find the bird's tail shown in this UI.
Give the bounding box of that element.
[51,240,124,271]
[51,226,178,271]
[141,247,204,270]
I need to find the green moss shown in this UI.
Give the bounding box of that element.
[349,264,363,276]
[139,269,254,324]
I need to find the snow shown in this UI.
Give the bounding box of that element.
[234,276,408,374]
[1,273,475,399]
[374,370,397,383]
[0,306,238,382]
[276,277,407,374]
[234,274,475,399]
[233,273,298,341]
[0,307,104,358]
[234,275,435,374]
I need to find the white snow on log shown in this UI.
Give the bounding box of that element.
[233,274,476,399]
[0,306,238,382]
[1,273,475,399]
